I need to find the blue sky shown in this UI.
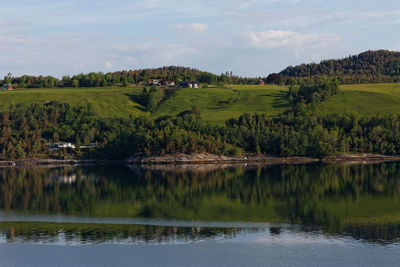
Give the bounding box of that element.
[1,0,399,78]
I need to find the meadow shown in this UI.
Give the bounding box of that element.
[0,85,290,125]
[320,83,400,115]
[0,87,147,118]
[154,85,290,125]
[2,83,400,124]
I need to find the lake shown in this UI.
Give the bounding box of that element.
[0,163,400,266]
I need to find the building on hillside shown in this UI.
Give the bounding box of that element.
[2,83,13,91]
[49,142,76,151]
[148,79,164,86]
[179,81,200,88]
[147,79,176,87]
[162,80,176,87]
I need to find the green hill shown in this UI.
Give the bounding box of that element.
[3,83,400,124]
[0,85,290,125]
[0,87,147,118]
[321,83,400,114]
[153,85,290,125]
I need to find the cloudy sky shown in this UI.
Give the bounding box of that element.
[1,0,399,78]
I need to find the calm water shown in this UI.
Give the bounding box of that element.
[1,163,400,266]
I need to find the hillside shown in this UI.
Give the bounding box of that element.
[0,85,290,124]
[3,83,400,124]
[279,50,400,84]
[0,87,147,118]
[3,83,400,159]
[320,83,400,114]
[153,85,289,125]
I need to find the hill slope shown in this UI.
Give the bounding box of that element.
[0,85,290,124]
[321,83,400,114]
[3,83,400,123]
[153,85,290,125]
[0,87,147,118]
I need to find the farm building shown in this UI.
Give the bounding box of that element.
[148,79,164,85]
[163,80,175,87]
[147,79,176,87]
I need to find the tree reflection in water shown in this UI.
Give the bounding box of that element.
[1,162,400,244]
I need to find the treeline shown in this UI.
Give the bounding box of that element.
[1,67,260,88]
[279,50,400,84]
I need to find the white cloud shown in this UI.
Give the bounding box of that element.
[104,61,113,69]
[172,23,208,33]
[245,30,340,49]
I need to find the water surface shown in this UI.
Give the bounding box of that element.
[1,163,400,266]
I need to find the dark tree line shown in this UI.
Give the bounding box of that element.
[1,67,261,89]
[280,50,400,84]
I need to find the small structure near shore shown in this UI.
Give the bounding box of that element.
[49,142,76,151]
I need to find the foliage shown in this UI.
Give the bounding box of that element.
[3,97,400,159]
[280,50,400,84]
[289,78,339,104]
[1,67,260,89]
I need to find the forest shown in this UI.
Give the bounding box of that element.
[1,78,400,160]
[1,66,260,89]
[279,50,400,84]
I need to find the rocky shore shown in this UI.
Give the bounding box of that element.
[1,153,400,168]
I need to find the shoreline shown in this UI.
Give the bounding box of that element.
[1,153,400,167]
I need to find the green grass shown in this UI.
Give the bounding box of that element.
[153,85,290,125]
[5,83,400,123]
[0,85,290,124]
[321,83,400,115]
[0,87,147,118]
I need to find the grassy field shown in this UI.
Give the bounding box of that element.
[3,83,400,123]
[321,83,400,115]
[0,87,147,118]
[154,85,290,125]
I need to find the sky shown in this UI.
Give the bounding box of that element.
[1,0,400,78]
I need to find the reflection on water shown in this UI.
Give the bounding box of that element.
[1,162,400,245]
[0,221,241,245]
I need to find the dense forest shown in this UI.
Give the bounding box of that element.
[1,66,259,88]
[279,50,400,84]
[1,79,400,160]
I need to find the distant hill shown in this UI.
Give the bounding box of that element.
[2,66,258,88]
[279,50,400,84]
